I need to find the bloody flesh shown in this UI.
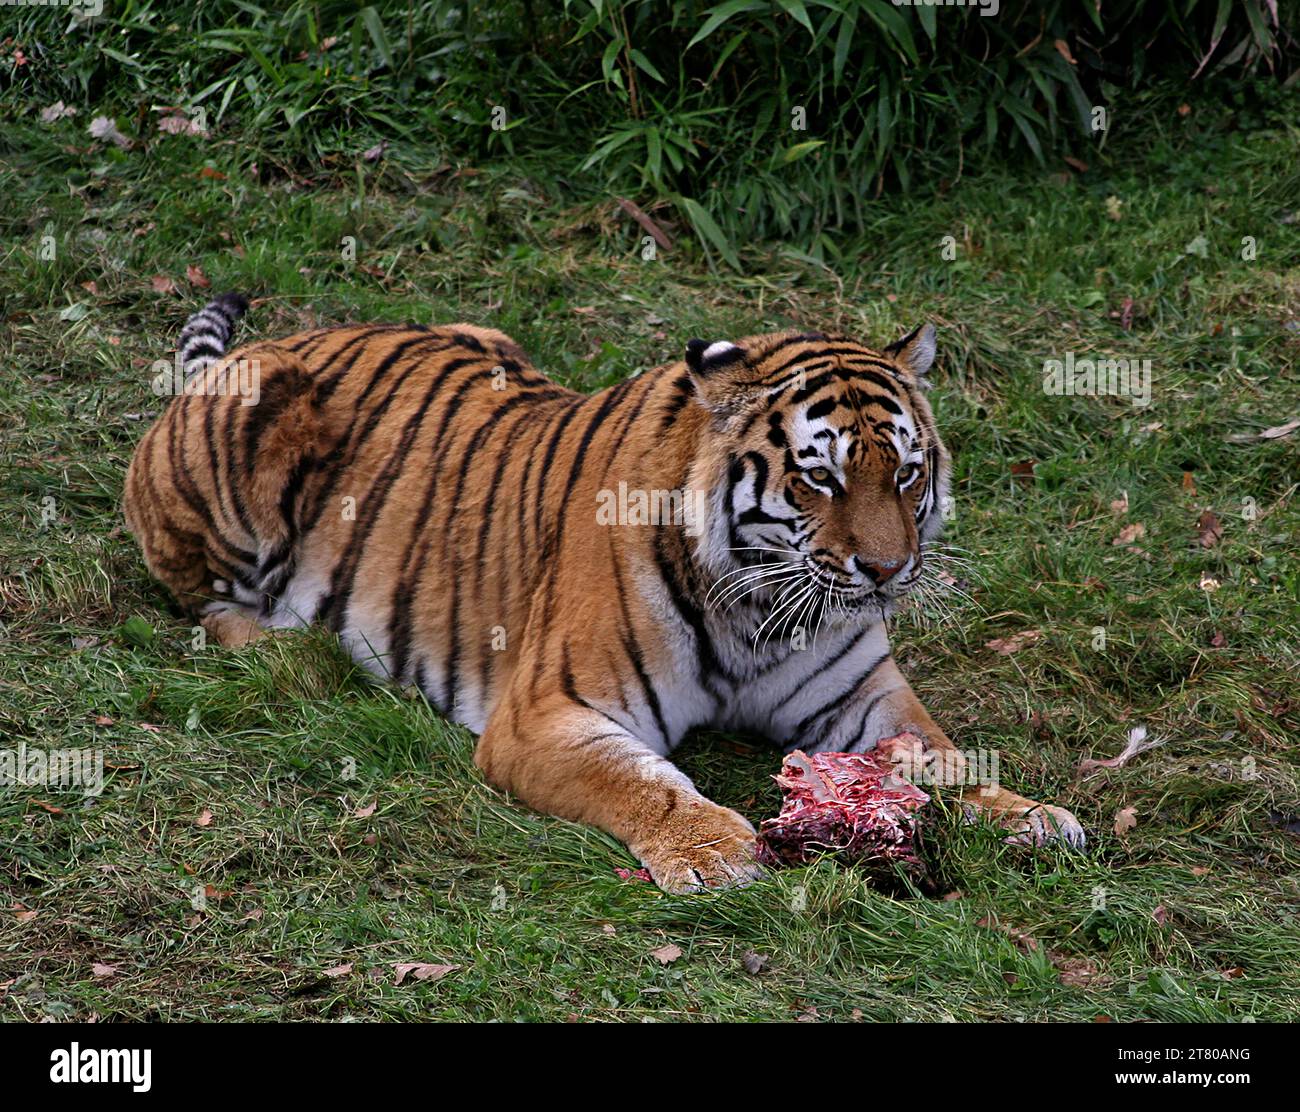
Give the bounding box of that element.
[756,741,930,873]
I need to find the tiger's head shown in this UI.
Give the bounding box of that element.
[686,326,951,622]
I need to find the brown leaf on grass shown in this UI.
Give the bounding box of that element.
[33,801,63,815]
[15,910,38,923]
[741,951,769,975]
[204,884,232,901]
[352,801,376,819]
[985,630,1041,655]
[1109,491,1129,515]
[195,808,213,827]
[1063,155,1088,173]
[1113,806,1138,836]
[1181,470,1197,495]
[150,275,179,296]
[1220,966,1245,979]
[393,962,459,986]
[322,963,354,978]
[185,264,211,289]
[89,116,132,149]
[80,280,100,296]
[41,100,78,123]
[92,963,117,979]
[1078,725,1163,779]
[1010,459,1037,484]
[1209,630,1227,648]
[1112,522,1146,546]
[157,111,207,138]
[239,908,264,922]
[1196,510,1223,548]
[198,166,226,180]
[649,943,683,965]
[1152,904,1167,926]
[93,715,114,726]
[1054,39,1077,64]
[1258,417,1300,440]
[1051,954,1109,989]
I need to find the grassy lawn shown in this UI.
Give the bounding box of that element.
[2,90,1298,1022]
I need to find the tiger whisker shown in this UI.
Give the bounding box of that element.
[706,561,803,608]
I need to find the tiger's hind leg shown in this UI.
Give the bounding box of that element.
[125,343,330,626]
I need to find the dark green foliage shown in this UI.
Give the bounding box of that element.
[2,1,1294,260]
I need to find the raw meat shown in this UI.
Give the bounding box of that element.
[756,740,930,874]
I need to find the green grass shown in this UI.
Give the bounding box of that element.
[1,88,1298,1021]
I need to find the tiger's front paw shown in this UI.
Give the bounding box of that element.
[1001,803,1087,850]
[636,802,763,894]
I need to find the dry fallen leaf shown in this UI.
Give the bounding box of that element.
[15,910,38,923]
[186,264,211,289]
[1196,510,1223,548]
[1052,954,1108,988]
[157,110,208,137]
[89,116,132,149]
[1112,522,1146,546]
[1109,492,1129,516]
[1259,417,1300,440]
[741,951,768,975]
[353,801,376,819]
[393,962,459,986]
[1113,806,1139,836]
[41,100,78,123]
[1010,459,1037,484]
[150,275,179,296]
[92,963,117,979]
[985,630,1041,655]
[649,943,683,965]
[195,808,214,827]
[322,963,354,978]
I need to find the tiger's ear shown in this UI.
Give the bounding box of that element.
[884,323,937,384]
[684,339,750,416]
[685,339,745,376]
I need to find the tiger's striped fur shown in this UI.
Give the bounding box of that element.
[124,298,1084,892]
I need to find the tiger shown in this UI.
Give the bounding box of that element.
[124,295,1084,893]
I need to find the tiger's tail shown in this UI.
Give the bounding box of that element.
[178,292,249,375]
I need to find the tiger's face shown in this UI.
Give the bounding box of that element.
[688,326,950,620]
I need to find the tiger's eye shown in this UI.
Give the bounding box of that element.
[808,467,831,484]
[896,463,918,484]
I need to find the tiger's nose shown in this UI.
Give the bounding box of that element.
[853,556,907,584]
